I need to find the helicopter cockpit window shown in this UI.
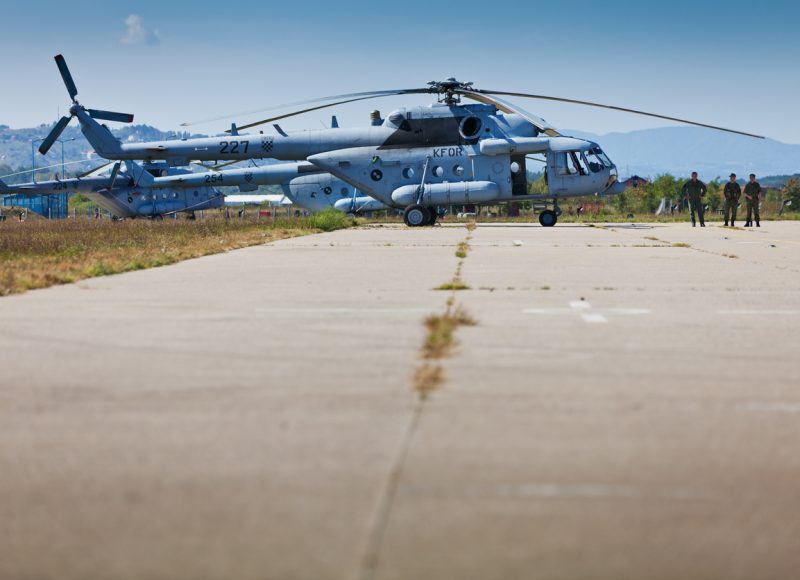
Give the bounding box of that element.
[584,148,610,173]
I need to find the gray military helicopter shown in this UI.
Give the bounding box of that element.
[40,55,762,226]
[0,160,368,218]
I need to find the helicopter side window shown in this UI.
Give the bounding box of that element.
[570,152,588,176]
[556,152,586,176]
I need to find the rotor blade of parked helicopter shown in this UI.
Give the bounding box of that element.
[230,91,429,132]
[78,161,115,178]
[87,109,135,123]
[458,90,561,137]
[54,54,78,101]
[182,89,429,128]
[211,160,243,170]
[478,90,765,139]
[38,116,72,155]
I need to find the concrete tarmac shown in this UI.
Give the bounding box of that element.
[1,221,799,579]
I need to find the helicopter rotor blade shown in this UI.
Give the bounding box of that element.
[231,92,430,133]
[477,90,765,139]
[107,162,122,190]
[38,116,72,155]
[459,90,561,137]
[54,54,78,102]
[88,109,134,123]
[78,161,114,178]
[191,160,243,171]
[182,88,430,128]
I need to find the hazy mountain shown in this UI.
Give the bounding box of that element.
[566,126,800,180]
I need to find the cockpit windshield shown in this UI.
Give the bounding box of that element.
[584,148,612,173]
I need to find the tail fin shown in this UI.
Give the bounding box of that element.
[125,161,155,187]
[74,108,124,158]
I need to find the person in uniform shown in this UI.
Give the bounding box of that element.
[681,171,707,227]
[744,173,761,227]
[723,173,741,226]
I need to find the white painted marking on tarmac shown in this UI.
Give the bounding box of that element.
[524,302,650,324]
[581,313,608,324]
[255,307,430,315]
[718,310,800,316]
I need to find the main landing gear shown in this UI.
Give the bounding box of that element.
[403,204,438,227]
[538,202,562,227]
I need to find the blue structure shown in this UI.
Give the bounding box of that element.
[2,193,70,219]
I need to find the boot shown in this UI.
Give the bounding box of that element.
[724,221,729,226]
[756,222,760,227]
[731,221,735,227]
[744,221,751,227]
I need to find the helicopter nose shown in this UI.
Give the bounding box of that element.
[605,180,627,196]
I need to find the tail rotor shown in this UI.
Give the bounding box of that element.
[39,55,134,155]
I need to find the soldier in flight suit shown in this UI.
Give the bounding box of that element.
[744,173,761,227]
[723,173,741,226]
[681,171,707,227]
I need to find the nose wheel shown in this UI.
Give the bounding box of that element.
[539,209,558,227]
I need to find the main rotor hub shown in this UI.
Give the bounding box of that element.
[427,77,474,105]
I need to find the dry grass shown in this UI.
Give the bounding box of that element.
[435,279,470,291]
[0,213,351,296]
[421,305,477,360]
[413,364,446,399]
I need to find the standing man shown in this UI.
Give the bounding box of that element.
[744,173,761,227]
[723,173,742,226]
[681,171,707,227]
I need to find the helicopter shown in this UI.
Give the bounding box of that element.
[0,159,374,218]
[39,55,763,226]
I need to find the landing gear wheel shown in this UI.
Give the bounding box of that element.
[404,204,431,227]
[539,210,557,227]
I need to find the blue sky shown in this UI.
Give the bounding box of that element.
[1,0,798,143]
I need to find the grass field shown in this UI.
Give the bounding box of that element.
[0,210,352,296]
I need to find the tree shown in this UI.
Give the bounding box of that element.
[705,179,722,212]
[783,177,800,212]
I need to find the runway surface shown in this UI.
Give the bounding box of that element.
[1,221,799,579]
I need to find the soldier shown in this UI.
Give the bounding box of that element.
[681,171,707,227]
[723,173,741,226]
[744,173,761,227]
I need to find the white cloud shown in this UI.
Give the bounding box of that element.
[121,14,160,45]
